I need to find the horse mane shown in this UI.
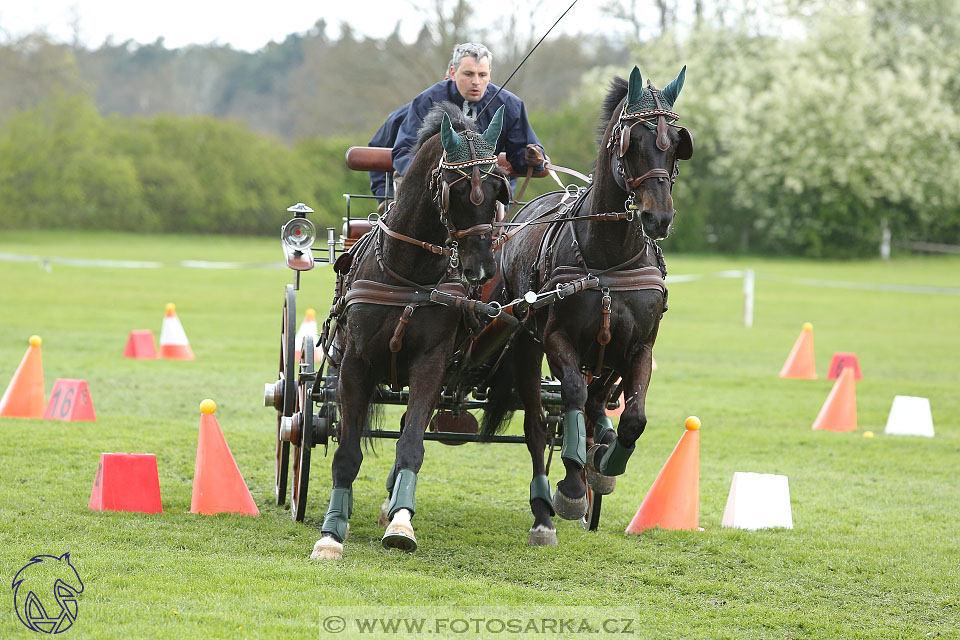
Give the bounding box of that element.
[415,101,477,151]
[598,76,628,141]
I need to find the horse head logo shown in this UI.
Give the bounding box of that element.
[12,553,84,634]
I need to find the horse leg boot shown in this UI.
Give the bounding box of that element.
[552,409,588,519]
[546,340,589,519]
[312,487,353,559]
[382,469,418,552]
[528,475,557,545]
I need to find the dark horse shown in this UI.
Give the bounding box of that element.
[483,66,693,545]
[311,102,511,559]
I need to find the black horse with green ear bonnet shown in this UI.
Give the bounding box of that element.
[311,102,510,560]
[482,66,693,546]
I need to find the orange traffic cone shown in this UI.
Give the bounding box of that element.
[158,303,194,360]
[812,367,857,432]
[0,335,46,419]
[294,308,320,363]
[191,399,259,516]
[626,416,701,533]
[779,322,817,379]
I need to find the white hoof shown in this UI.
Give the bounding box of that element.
[310,536,343,560]
[527,525,558,547]
[585,444,616,495]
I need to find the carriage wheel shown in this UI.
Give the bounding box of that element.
[275,285,297,505]
[581,487,602,531]
[290,335,315,522]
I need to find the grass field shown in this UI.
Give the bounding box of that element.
[1,230,958,639]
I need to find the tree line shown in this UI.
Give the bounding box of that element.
[1,0,957,256]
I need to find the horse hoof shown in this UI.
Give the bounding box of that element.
[586,444,616,495]
[378,499,390,527]
[382,522,418,553]
[527,525,558,546]
[310,536,343,560]
[552,487,587,520]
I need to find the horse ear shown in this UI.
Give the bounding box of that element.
[661,65,686,107]
[440,112,462,155]
[481,105,505,147]
[626,66,644,105]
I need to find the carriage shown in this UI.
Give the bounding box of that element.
[261,66,692,557]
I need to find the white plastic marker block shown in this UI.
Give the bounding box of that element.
[884,396,935,438]
[721,472,793,530]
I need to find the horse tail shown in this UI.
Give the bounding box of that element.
[480,352,515,440]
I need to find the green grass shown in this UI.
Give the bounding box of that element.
[1,230,958,639]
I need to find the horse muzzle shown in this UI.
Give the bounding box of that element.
[640,209,675,240]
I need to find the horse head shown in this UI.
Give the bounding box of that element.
[436,105,510,285]
[609,65,693,240]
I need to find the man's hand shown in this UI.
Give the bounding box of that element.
[524,144,544,170]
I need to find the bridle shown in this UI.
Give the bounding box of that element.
[607,81,693,206]
[429,129,510,247]
[377,129,507,273]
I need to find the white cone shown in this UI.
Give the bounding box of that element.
[159,304,194,360]
[721,472,793,530]
[884,396,934,437]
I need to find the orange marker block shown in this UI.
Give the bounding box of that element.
[191,400,259,516]
[827,352,862,380]
[124,330,158,359]
[626,416,701,533]
[0,335,46,419]
[812,367,857,432]
[779,322,817,379]
[43,379,96,422]
[88,453,163,513]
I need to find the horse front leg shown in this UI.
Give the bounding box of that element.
[588,343,653,487]
[514,334,556,546]
[544,331,588,520]
[311,351,373,560]
[381,347,447,553]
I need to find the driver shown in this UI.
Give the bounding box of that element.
[390,42,547,195]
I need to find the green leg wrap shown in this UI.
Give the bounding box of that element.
[594,415,615,443]
[387,469,418,519]
[561,410,586,467]
[530,474,554,515]
[599,439,635,476]
[321,486,353,542]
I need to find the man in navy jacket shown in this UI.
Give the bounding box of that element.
[390,42,546,193]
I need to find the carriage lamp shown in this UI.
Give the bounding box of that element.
[281,217,316,251]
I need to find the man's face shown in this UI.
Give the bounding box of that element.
[451,55,491,103]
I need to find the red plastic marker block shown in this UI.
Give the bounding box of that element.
[43,379,96,422]
[827,352,862,380]
[123,330,158,359]
[88,453,163,514]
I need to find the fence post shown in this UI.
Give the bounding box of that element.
[743,269,755,328]
[880,219,891,260]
